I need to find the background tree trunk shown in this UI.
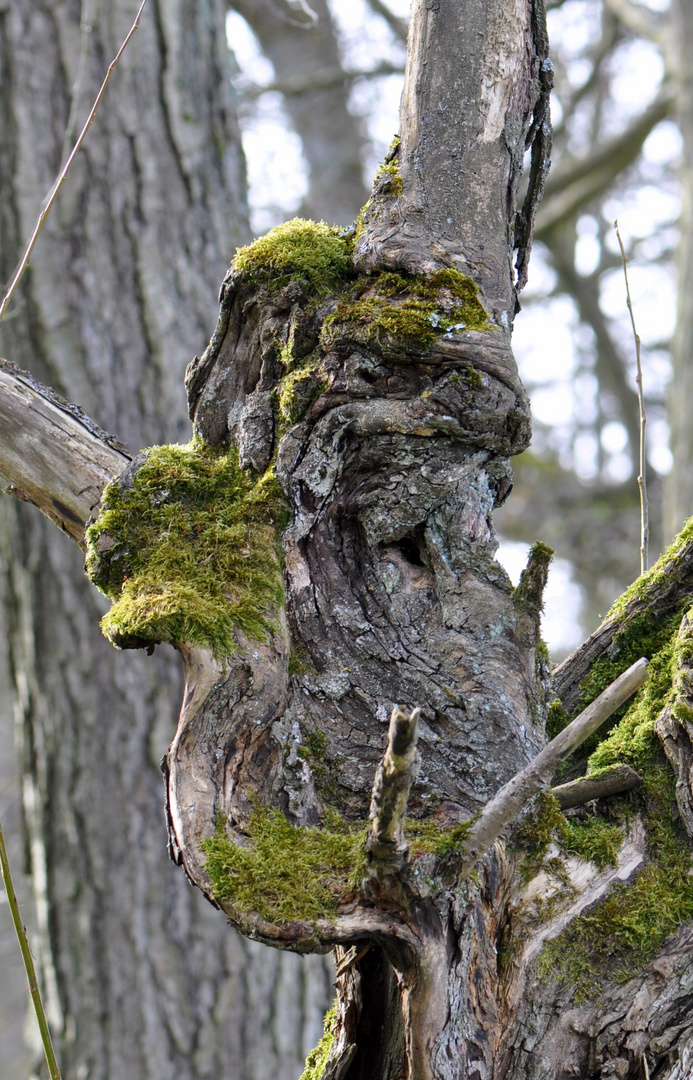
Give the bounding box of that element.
[0,2,331,1077]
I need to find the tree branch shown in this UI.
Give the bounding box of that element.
[535,92,674,239]
[363,0,409,43]
[460,658,649,869]
[368,706,421,863]
[0,359,129,545]
[551,763,643,809]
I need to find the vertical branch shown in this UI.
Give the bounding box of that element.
[615,220,649,574]
[0,820,61,1080]
[368,707,421,863]
[0,0,149,326]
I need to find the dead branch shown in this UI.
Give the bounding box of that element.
[0,359,129,545]
[461,658,649,869]
[368,706,421,863]
[551,763,643,809]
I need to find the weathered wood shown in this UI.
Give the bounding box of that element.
[367,706,421,862]
[0,360,129,544]
[551,763,643,810]
[461,658,649,867]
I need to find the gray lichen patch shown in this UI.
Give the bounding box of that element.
[85,439,288,658]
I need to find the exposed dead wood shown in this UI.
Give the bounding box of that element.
[0,359,129,545]
[551,763,643,809]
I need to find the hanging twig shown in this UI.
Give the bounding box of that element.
[0,819,61,1080]
[0,0,149,328]
[615,220,649,575]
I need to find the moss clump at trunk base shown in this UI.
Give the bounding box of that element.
[85,440,287,658]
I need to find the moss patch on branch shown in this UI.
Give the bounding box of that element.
[536,603,693,1000]
[202,804,367,923]
[85,441,288,658]
[299,1006,338,1080]
[231,218,353,294]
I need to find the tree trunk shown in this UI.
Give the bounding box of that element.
[0,2,331,1077]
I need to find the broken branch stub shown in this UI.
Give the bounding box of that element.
[0,359,129,544]
[368,706,421,863]
[551,763,643,810]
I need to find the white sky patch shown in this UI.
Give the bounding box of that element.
[226,11,274,87]
[606,39,663,129]
[496,540,584,657]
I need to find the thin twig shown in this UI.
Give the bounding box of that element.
[615,220,649,575]
[0,819,61,1080]
[0,0,149,327]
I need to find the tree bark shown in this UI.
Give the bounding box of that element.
[0,2,331,1078]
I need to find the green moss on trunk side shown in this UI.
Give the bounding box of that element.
[202,804,476,925]
[202,805,368,923]
[536,604,693,999]
[320,268,491,354]
[299,1006,337,1080]
[85,441,288,658]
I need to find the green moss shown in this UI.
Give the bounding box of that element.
[514,791,568,881]
[536,609,693,999]
[374,159,404,197]
[561,817,622,868]
[85,440,288,658]
[405,817,474,858]
[232,218,353,294]
[278,359,328,424]
[514,792,623,885]
[546,700,569,740]
[202,804,368,923]
[537,793,693,999]
[321,268,491,354]
[299,1005,337,1080]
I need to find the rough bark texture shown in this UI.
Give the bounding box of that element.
[6,2,693,1080]
[0,2,331,1077]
